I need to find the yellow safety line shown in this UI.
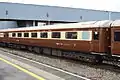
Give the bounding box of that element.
[0,57,45,80]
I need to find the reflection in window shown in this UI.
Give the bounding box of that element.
[65,32,77,39]
[52,32,60,38]
[114,32,120,41]
[24,33,29,37]
[31,33,37,38]
[40,32,48,38]
[93,31,99,40]
[12,33,16,37]
[18,33,22,37]
[82,31,90,40]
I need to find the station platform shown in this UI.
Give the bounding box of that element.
[0,49,89,80]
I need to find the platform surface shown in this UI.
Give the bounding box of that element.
[0,60,37,80]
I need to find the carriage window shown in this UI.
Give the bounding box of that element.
[82,31,90,40]
[93,31,99,40]
[40,32,48,38]
[24,33,29,37]
[114,32,120,41]
[52,32,60,38]
[4,33,8,37]
[65,32,77,39]
[31,33,37,38]
[12,33,16,37]
[18,33,22,37]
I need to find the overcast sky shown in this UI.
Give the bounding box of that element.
[0,0,120,12]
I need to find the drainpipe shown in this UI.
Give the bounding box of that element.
[108,11,111,20]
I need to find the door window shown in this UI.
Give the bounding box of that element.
[93,31,99,40]
[114,31,120,41]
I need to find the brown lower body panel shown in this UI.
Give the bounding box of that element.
[112,42,120,55]
[0,38,92,53]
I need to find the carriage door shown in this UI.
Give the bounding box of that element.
[100,28,111,54]
[92,28,111,53]
[92,29,100,52]
[111,28,120,55]
[106,28,111,54]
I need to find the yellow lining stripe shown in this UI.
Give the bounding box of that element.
[0,57,45,80]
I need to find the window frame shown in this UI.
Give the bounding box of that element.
[40,32,48,38]
[24,33,29,37]
[12,33,16,37]
[17,33,22,37]
[31,32,37,38]
[81,31,92,41]
[65,32,77,39]
[52,32,61,38]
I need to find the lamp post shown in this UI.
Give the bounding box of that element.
[46,12,50,25]
[105,11,111,20]
[5,10,8,19]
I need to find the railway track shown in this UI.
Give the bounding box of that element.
[0,47,120,80]
[1,46,120,67]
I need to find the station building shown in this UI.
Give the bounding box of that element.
[0,2,120,29]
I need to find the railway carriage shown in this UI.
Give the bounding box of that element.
[0,20,120,63]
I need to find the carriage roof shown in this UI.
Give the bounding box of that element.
[0,20,120,32]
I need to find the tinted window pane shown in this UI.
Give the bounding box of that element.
[4,33,8,37]
[114,32,120,41]
[12,33,16,37]
[52,32,60,38]
[82,31,90,40]
[40,32,48,38]
[24,33,29,37]
[93,31,99,40]
[31,33,37,38]
[18,33,22,37]
[66,32,77,39]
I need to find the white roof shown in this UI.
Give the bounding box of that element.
[0,20,120,32]
[111,20,120,26]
